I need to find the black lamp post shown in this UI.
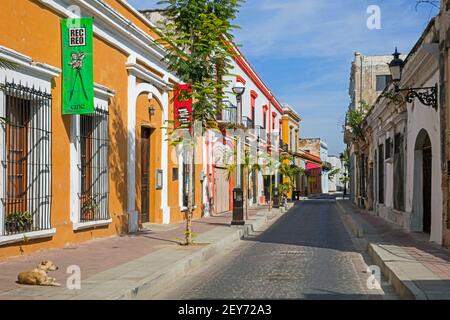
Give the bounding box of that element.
[231,79,246,225]
[388,47,438,110]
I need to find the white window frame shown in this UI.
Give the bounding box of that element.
[0,46,60,244]
[70,84,114,230]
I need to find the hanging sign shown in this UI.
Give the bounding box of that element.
[174,84,192,130]
[61,17,94,114]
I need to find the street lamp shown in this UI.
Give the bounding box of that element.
[388,47,438,110]
[232,79,245,124]
[231,79,246,225]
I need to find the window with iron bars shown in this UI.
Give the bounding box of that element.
[0,82,52,236]
[77,108,109,222]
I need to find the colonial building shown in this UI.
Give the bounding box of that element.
[212,45,284,212]
[298,138,325,195]
[280,103,306,198]
[327,155,344,192]
[0,0,205,259]
[343,1,450,245]
[344,52,405,207]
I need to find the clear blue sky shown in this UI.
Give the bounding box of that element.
[127,0,438,155]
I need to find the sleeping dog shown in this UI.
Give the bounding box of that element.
[17,260,61,287]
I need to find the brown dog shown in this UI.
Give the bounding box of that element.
[17,260,61,287]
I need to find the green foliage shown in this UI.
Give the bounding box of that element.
[156,0,243,245]
[328,167,340,181]
[278,183,290,199]
[340,149,349,164]
[0,58,18,70]
[278,154,304,195]
[346,101,370,140]
[381,89,404,105]
[156,0,243,131]
[339,174,350,185]
[5,211,33,233]
[80,193,100,220]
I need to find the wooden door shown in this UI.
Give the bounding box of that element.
[214,168,229,213]
[141,128,151,224]
[422,146,432,233]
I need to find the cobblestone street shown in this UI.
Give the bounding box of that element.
[153,196,398,299]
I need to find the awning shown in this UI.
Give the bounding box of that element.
[306,162,321,170]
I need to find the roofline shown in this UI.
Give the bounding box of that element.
[229,43,283,114]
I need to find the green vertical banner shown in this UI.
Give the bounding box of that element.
[61,17,94,114]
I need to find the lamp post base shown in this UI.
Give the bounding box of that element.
[231,187,245,225]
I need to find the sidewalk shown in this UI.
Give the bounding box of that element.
[336,199,450,300]
[0,205,284,300]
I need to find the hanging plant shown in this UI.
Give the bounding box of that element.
[345,101,370,141]
[381,89,404,106]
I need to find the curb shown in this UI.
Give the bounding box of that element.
[111,208,286,300]
[335,200,364,238]
[335,200,426,300]
[367,243,427,300]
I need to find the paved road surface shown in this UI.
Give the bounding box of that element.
[152,196,398,299]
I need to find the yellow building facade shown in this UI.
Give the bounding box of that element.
[0,0,202,260]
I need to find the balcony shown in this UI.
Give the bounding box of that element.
[242,116,254,129]
[256,125,267,142]
[217,101,237,124]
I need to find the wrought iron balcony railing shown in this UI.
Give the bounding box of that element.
[217,101,237,124]
[256,125,267,142]
[242,116,253,129]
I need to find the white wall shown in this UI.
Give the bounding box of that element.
[327,156,342,192]
[224,60,283,133]
[405,71,442,244]
[320,141,329,194]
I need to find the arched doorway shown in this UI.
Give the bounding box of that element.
[413,129,432,233]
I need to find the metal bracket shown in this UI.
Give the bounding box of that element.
[399,84,438,110]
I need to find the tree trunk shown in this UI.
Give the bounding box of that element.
[185,146,195,245]
[244,169,249,220]
[269,176,272,212]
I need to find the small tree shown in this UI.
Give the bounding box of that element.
[157,0,243,245]
[0,58,18,70]
[241,150,252,220]
[328,167,340,181]
[345,101,370,141]
[260,152,280,212]
[279,154,304,200]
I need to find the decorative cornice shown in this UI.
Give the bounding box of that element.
[94,82,115,99]
[126,62,171,90]
[38,0,178,82]
[0,45,61,78]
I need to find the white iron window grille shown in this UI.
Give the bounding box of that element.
[0,81,52,235]
[77,108,109,222]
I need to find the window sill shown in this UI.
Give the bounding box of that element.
[73,219,112,231]
[0,228,56,246]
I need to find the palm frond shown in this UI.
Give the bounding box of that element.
[0,58,18,70]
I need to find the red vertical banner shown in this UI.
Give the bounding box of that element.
[174,84,192,130]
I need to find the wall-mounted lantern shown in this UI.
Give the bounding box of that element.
[388,47,438,110]
[148,106,156,117]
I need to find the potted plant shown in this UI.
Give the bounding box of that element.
[278,183,290,208]
[5,211,33,234]
[81,194,99,221]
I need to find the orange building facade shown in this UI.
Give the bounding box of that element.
[0,0,203,260]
